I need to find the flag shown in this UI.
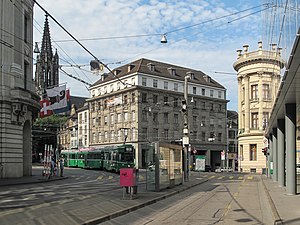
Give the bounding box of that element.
[46,85,67,110]
[40,99,53,118]
[53,89,71,114]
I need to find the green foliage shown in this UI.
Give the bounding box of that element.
[34,115,68,127]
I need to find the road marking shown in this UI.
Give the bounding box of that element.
[209,175,216,179]
[238,176,243,180]
[229,176,234,179]
[97,176,103,180]
[218,176,224,180]
[108,176,113,180]
[247,176,253,180]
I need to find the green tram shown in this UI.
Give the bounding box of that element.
[60,144,135,173]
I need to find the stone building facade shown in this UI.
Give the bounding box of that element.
[87,58,228,170]
[0,0,40,178]
[233,42,284,173]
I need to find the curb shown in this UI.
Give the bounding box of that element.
[261,177,283,225]
[0,176,68,187]
[82,179,209,225]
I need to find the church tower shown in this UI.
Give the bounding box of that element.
[233,41,284,174]
[35,15,59,98]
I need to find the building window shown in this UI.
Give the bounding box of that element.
[202,132,205,142]
[142,110,148,121]
[164,113,168,123]
[104,131,108,141]
[132,111,135,121]
[164,81,168,89]
[24,61,29,89]
[153,95,158,104]
[174,83,178,91]
[24,14,29,43]
[131,77,135,85]
[174,98,178,107]
[117,113,121,123]
[118,130,122,141]
[92,133,96,142]
[142,128,147,139]
[153,112,158,123]
[210,90,214,97]
[110,84,114,92]
[153,128,158,140]
[131,93,135,103]
[202,88,205,95]
[251,113,258,129]
[124,112,128,121]
[164,129,168,139]
[193,87,197,94]
[262,112,269,130]
[251,84,258,100]
[218,133,222,142]
[142,93,147,103]
[174,114,179,124]
[262,84,270,100]
[240,145,243,161]
[124,95,128,104]
[201,102,205,109]
[104,100,107,109]
[153,79,158,88]
[193,116,197,123]
[111,131,115,142]
[242,87,245,102]
[218,91,222,98]
[104,116,108,125]
[249,144,257,161]
[164,96,168,105]
[142,77,147,86]
[98,132,102,142]
[110,114,114,124]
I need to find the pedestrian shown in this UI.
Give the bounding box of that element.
[48,158,55,179]
[59,158,64,177]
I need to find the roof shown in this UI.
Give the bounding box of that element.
[91,58,225,89]
[266,30,300,135]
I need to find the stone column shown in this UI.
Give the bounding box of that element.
[285,103,296,195]
[277,119,285,187]
[272,128,278,182]
[244,75,250,133]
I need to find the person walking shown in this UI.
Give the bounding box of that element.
[59,158,64,177]
[48,158,55,179]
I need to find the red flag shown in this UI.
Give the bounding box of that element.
[40,99,53,118]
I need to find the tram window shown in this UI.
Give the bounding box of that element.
[121,153,134,162]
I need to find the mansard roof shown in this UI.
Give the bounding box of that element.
[91,58,225,89]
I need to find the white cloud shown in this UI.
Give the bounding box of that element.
[33,0,264,110]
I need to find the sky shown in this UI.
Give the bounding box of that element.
[33,0,266,111]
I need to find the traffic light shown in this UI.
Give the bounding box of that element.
[262,147,267,156]
[182,99,187,113]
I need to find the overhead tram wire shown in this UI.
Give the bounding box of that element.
[33,0,127,88]
[115,4,273,65]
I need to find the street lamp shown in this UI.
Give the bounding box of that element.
[182,75,190,182]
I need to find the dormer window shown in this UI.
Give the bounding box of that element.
[147,63,155,72]
[203,75,211,83]
[186,71,195,80]
[114,69,121,76]
[128,64,134,72]
[168,67,176,76]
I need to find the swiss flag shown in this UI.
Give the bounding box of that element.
[40,99,53,118]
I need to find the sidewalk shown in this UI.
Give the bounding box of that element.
[262,176,300,225]
[0,171,299,225]
[0,165,67,186]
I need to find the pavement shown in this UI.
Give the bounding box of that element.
[0,169,299,225]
